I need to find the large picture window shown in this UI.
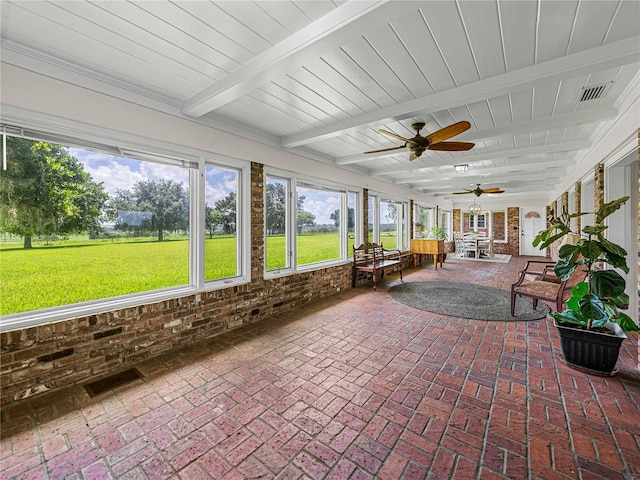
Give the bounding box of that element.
[371,196,408,250]
[0,136,191,317]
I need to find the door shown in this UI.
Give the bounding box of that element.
[521,208,546,256]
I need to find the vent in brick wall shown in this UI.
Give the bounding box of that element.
[84,368,143,397]
[93,327,123,340]
[273,301,284,308]
[38,348,74,363]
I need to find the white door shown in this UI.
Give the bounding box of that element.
[521,208,546,256]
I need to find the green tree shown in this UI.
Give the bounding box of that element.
[212,192,236,235]
[297,210,315,234]
[205,206,221,239]
[111,179,188,241]
[330,207,354,228]
[0,137,109,248]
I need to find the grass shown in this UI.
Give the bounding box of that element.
[0,233,373,316]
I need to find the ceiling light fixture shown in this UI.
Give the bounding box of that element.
[468,200,482,215]
[454,164,468,173]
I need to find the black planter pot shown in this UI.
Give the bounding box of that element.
[555,322,626,376]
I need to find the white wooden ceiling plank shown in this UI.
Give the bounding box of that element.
[253,82,331,125]
[341,38,414,105]
[498,1,537,72]
[213,1,293,45]
[537,1,579,63]
[393,15,454,93]
[458,1,506,79]
[605,0,640,42]
[509,90,534,124]
[1,3,205,98]
[86,1,225,78]
[294,1,342,22]
[420,1,480,87]
[486,95,512,128]
[283,67,360,119]
[466,100,495,132]
[256,1,327,34]
[363,25,433,99]
[272,72,349,121]
[532,82,561,119]
[318,50,389,111]
[569,1,621,53]
[172,1,272,56]
[303,58,378,114]
[554,75,589,114]
[137,1,252,69]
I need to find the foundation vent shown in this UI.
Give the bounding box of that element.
[578,83,611,102]
[84,368,143,397]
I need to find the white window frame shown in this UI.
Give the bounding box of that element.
[0,119,251,331]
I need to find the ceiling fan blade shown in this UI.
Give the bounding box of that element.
[425,121,471,144]
[428,141,475,151]
[379,129,413,143]
[482,189,505,194]
[452,190,474,195]
[363,145,405,154]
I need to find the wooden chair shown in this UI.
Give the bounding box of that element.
[510,260,586,315]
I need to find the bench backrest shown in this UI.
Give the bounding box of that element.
[353,243,385,266]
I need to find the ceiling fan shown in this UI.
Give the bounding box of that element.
[364,121,475,161]
[453,184,505,197]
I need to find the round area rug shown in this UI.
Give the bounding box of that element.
[388,281,549,321]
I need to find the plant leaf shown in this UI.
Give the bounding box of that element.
[591,270,626,299]
[611,312,639,332]
[578,293,606,321]
[579,240,602,260]
[595,196,629,224]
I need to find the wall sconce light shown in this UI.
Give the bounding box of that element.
[454,164,468,173]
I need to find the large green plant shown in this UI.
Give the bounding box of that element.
[533,196,637,332]
[426,226,448,240]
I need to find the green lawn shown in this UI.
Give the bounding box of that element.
[0,233,371,316]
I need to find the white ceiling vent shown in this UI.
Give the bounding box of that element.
[578,83,612,102]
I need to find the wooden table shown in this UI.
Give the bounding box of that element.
[411,239,445,270]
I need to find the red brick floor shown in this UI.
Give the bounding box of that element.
[2,256,639,479]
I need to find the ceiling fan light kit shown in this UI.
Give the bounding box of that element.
[364,120,475,160]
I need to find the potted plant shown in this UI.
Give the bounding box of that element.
[533,195,637,375]
[426,225,447,241]
[415,222,425,238]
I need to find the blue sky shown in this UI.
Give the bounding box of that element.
[71,148,336,224]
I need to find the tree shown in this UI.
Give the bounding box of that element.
[0,137,109,248]
[265,182,286,235]
[110,179,188,241]
[212,192,236,235]
[297,211,315,234]
[330,207,354,228]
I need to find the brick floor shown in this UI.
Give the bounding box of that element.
[2,256,639,479]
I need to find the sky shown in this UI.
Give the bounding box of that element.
[70,147,337,224]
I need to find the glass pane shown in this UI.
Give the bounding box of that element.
[296,186,341,266]
[348,192,357,254]
[380,200,399,249]
[265,176,289,271]
[368,195,376,243]
[204,165,239,281]
[0,137,190,316]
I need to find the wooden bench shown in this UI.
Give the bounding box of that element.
[352,243,403,291]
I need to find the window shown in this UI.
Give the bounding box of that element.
[414,204,435,237]
[0,131,250,326]
[0,135,192,317]
[372,195,409,250]
[265,172,358,273]
[204,163,241,281]
[296,184,341,267]
[440,210,451,241]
